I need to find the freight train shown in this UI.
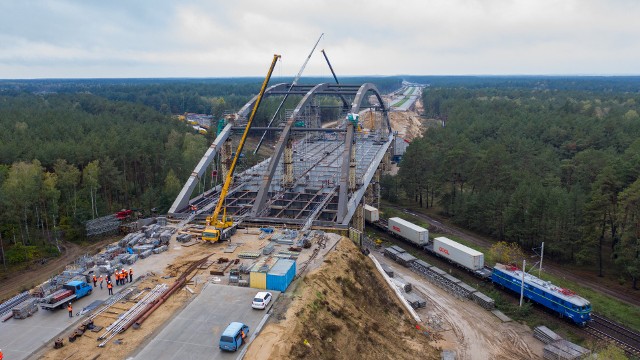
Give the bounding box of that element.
[367,211,592,326]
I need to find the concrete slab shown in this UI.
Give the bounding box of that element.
[133,284,279,360]
[491,309,512,322]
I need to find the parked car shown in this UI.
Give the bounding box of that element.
[251,291,272,310]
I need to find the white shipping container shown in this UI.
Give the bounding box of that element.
[363,205,379,222]
[388,217,429,246]
[433,237,484,270]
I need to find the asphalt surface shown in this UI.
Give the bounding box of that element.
[0,280,132,360]
[132,284,278,360]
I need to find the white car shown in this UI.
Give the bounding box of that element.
[251,292,272,310]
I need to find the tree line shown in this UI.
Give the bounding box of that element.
[387,83,640,289]
[0,93,210,267]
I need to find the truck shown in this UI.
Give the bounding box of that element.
[433,237,484,271]
[40,280,93,310]
[388,217,429,247]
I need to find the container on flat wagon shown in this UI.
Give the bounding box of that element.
[387,217,429,247]
[363,205,379,223]
[433,236,484,271]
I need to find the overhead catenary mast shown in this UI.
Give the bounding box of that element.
[253,33,324,155]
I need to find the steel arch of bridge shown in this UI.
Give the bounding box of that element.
[169,82,392,230]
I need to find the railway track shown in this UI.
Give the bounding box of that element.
[585,314,640,356]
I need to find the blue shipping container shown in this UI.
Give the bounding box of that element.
[266,259,296,292]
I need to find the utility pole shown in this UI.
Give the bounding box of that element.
[520,259,526,307]
[539,242,544,277]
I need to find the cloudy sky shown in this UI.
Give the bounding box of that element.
[0,0,637,78]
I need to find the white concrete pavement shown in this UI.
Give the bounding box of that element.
[132,284,278,360]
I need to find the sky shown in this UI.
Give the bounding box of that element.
[0,0,638,79]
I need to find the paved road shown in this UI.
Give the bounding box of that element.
[0,281,132,360]
[132,284,277,360]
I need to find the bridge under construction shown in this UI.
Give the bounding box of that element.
[168,82,394,234]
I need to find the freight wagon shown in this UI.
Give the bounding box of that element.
[369,214,592,325]
[387,217,429,247]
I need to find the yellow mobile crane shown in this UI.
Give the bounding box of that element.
[202,54,281,243]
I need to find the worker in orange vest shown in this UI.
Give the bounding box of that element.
[107,281,113,295]
[123,269,128,283]
[115,272,119,286]
[92,274,97,287]
[99,275,103,289]
[67,303,73,318]
[129,268,133,282]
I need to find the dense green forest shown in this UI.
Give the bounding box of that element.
[388,81,640,288]
[0,92,211,266]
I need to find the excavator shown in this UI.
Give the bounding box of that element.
[202,54,281,243]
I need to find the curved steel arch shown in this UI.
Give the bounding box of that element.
[250,83,330,216]
[350,83,391,132]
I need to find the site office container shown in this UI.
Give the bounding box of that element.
[433,237,484,270]
[388,217,429,246]
[249,258,278,290]
[363,205,379,222]
[266,259,296,292]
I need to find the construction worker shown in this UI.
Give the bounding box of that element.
[99,275,103,289]
[67,303,73,318]
[123,269,128,283]
[117,271,122,285]
[107,281,113,295]
[92,274,97,287]
[129,268,133,282]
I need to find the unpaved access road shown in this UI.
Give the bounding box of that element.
[391,205,640,308]
[374,251,543,359]
[0,239,114,302]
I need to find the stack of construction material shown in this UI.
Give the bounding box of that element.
[395,252,417,267]
[153,245,168,254]
[381,264,394,277]
[543,340,590,360]
[156,216,167,226]
[159,229,173,244]
[0,291,30,316]
[392,278,412,293]
[12,298,38,319]
[404,292,426,309]
[271,235,294,245]
[139,250,153,259]
[239,252,261,259]
[471,292,495,310]
[262,243,274,255]
[86,214,121,237]
[176,233,192,243]
[534,326,563,344]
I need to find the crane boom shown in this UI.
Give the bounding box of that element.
[203,54,281,242]
[253,34,324,155]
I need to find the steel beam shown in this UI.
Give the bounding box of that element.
[168,123,233,214]
[337,123,355,222]
[250,83,330,216]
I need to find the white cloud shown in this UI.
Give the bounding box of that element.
[0,0,638,78]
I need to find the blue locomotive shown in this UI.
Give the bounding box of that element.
[492,263,591,326]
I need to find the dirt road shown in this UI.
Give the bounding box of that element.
[389,205,640,308]
[0,239,115,302]
[374,252,542,359]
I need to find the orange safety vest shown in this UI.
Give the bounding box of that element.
[67,305,72,312]
[107,283,112,289]
[93,275,97,281]
[123,270,128,277]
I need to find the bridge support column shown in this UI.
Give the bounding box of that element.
[352,200,364,233]
[283,138,294,187]
[349,141,356,190]
[222,138,233,187]
[374,168,381,209]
